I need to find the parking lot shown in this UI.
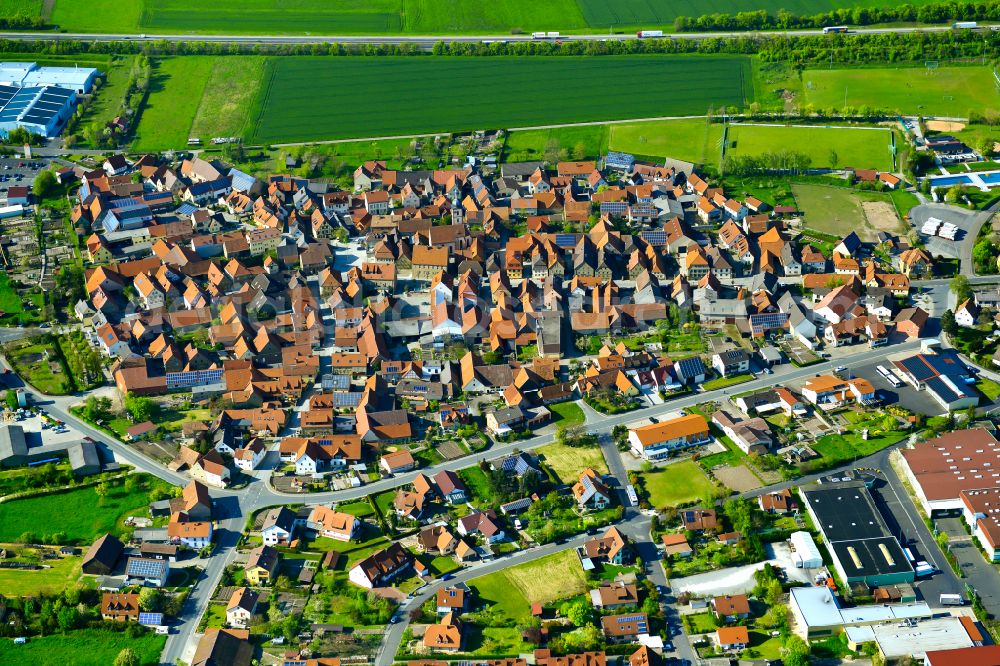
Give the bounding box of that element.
[840,359,950,416]
[910,203,977,260]
[0,157,46,200]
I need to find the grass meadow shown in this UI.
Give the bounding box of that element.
[0,475,172,544]
[252,55,751,143]
[803,66,1000,118]
[536,441,608,484]
[470,549,588,623]
[0,629,166,666]
[609,117,725,164]
[725,123,893,170]
[132,56,216,150]
[638,459,717,509]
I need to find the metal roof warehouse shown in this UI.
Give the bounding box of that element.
[801,482,914,587]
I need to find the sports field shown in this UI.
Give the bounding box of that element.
[725,124,894,171]
[803,66,1000,118]
[252,55,751,144]
[26,0,949,34]
[791,183,905,241]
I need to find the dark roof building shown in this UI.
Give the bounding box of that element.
[801,482,913,586]
[82,533,124,575]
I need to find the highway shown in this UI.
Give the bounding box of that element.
[0,24,959,47]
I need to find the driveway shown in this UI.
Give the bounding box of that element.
[937,517,1000,615]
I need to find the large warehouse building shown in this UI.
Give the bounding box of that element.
[801,482,914,588]
[0,62,99,138]
[0,84,77,138]
[0,62,99,94]
[898,428,1000,517]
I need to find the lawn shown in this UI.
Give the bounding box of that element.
[803,66,1000,118]
[189,56,267,141]
[638,460,717,509]
[155,405,212,433]
[812,429,907,468]
[132,56,216,151]
[0,554,83,596]
[609,117,725,165]
[312,526,391,569]
[549,402,585,427]
[458,466,494,503]
[0,629,166,666]
[536,441,608,484]
[469,549,587,623]
[684,611,718,634]
[702,373,754,391]
[0,475,171,544]
[980,378,1000,402]
[725,123,893,171]
[791,183,905,242]
[252,55,752,144]
[336,499,376,518]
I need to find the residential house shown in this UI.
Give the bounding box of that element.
[307,506,361,541]
[245,545,280,585]
[261,506,298,546]
[348,543,413,588]
[101,592,140,622]
[712,594,751,621]
[590,581,640,610]
[716,626,750,651]
[424,612,463,653]
[601,613,649,643]
[573,468,613,510]
[628,414,711,461]
[226,587,258,629]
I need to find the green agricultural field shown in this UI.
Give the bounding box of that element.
[803,66,1000,118]
[132,56,215,151]
[503,125,609,163]
[49,0,143,33]
[791,183,906,241]
[609,118,725,164]
[725,123,893,171]
[638,459,717,509]
[0,475,173,544]
[189,56,267,140]
[0,629,166,666]
[252,55,751,144]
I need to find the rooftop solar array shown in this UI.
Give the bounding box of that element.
[0,84,73,135]
[126,556,167,578]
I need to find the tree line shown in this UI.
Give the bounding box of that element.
[674,0,1000,32]
[722,150,813,176]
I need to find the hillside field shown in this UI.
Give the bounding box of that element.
[803,66,1000,118]
[17,0,953,34]
[251,55,751,144]
[724,124,894,171]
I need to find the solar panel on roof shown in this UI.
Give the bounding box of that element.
[138,612,163,626]
[554,234,577,247]
[127,557,166,577]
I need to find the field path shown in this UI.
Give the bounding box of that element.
[268,113,710,148]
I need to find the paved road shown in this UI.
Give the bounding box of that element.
[937,517,1000,615]
[0,335,933,664]
[0,25,959,45]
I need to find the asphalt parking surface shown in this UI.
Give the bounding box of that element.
[0,157,45,197]
[910,203,977,259]
[847,360,948,416]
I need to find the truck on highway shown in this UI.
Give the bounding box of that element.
[953,21,978,29]
[822,26,849,33]
[940,593,964,606]
[531,31,560,39]
[636,30,664,38]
